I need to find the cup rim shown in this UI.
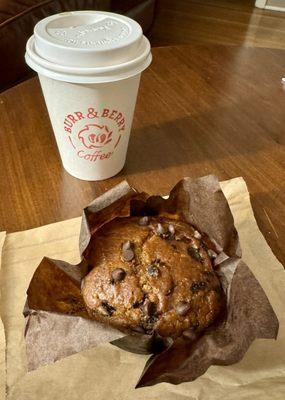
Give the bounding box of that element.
[25,35,151,83]
[26,36,150,75]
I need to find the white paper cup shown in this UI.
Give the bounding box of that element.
[25,11,152,181]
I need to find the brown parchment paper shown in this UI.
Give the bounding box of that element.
[0,178,285,399]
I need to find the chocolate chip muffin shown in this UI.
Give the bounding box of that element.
[81,216,223,339]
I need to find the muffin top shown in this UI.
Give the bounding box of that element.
[81,216,223,338]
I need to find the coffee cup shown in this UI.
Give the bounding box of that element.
[25,11,152,180]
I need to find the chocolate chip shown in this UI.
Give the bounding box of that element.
[133,301,140,308]
[142,323,155,333]
[132,325,145,334]
[149,315,159,323]
[171,244,177,250]
[122,248,134,262]
[191,281,207,292]
[176,301,191,316]
[123,249,134,262]
[188,247,202,261]
[101,301,115,316]
[133,295,145,308]
[122,240,131,251]
[182,328,197,340]
[161,224,174,240]
[142,301,156,316]
[156,223,165,235]
[193,230,202,240]
[142,312,159,332]
[138,216,149,226]
[147,265,159,277]
[122,241,135,261]
[207,249,217,259]
[111,268,126,283]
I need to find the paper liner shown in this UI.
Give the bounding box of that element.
[24,175,279,387]
[26,257,89,318]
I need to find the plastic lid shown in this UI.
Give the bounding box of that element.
[25,11,152,83]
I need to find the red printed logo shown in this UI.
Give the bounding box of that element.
[78,124,113,149]
[63,107,126,162]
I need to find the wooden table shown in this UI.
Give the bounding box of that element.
[1,45,285,266]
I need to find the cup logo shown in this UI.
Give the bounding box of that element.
[63,107,126,162]
[78,124,113,149]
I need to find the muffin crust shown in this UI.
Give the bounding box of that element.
[82,216,223,338]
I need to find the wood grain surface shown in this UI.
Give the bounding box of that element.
[0,44,284,267]
[150,0,285,49]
